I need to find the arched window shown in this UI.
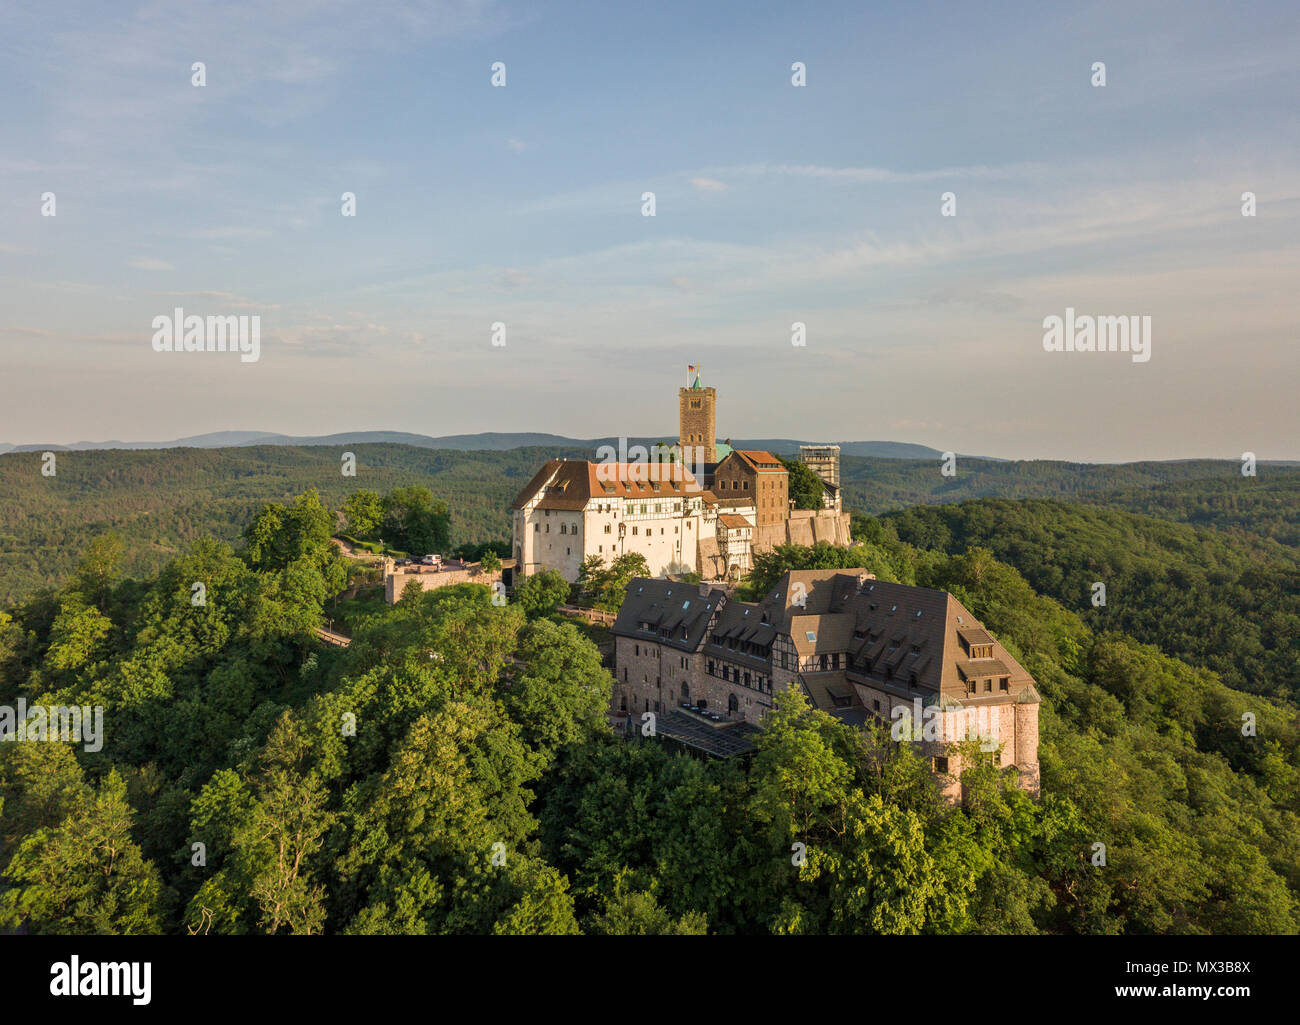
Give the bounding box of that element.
[728,693,739,715]
[681,681,690,701]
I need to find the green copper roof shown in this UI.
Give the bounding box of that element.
[714,441,733,461]
[691,376,702,390]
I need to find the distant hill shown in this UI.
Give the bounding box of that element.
[1,430,969,460]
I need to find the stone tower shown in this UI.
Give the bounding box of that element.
[679,370,716,466]
[799,444,841,490]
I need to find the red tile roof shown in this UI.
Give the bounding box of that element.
[511,459,701,509]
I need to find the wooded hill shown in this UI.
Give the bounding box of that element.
[3,443,1297,606]
[1,492,1296,935]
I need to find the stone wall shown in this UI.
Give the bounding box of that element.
[613,634,775,725]
[385,564,502,603]
[753,509,852,552]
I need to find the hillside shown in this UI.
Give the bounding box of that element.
[838,456,1300,515]
[883,499,1300,702]
[5,444,1300,607]
[1,490,1296,936]
[0,444,588,603]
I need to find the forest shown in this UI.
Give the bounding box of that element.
[1,483,1297,934]
[4,442,1298,604]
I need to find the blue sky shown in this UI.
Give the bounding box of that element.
[1,0,1297,460]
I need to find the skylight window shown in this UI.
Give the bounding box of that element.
[682,600,690,610]
[806,631,817,642]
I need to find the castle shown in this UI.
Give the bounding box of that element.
[611,569,1042,802]
[510,368,852,581]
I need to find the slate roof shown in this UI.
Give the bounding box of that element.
[613,569,1038,706]
[612,578,727,653]
[760,571,1037,701]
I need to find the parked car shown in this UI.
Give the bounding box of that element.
[421,554,442,566]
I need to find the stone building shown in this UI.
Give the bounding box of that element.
[610,569,1041,801]
[510,458,710,580]
[712,449,789,532]
[510,366,851,582]
[678,378,719,478]
[799,444,843,512]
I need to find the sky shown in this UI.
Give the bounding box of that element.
[1,0,1297,461]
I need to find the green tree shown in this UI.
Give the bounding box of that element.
[513,569,570,617]
[186,714,333,935]
[780,457,826,510]
[589,872,708,935]
[342,489,384,538]
[0,769,164,934]
[244,489,336,572]
[504,619,612,763]
[72,532,126,611]
[381,486,450,555]
[579,552,650,613]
